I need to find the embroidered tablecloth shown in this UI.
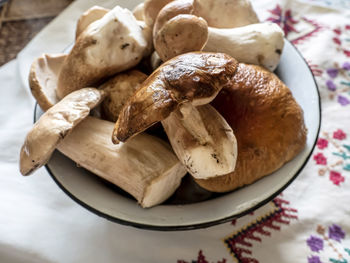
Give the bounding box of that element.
[0,0,349,262]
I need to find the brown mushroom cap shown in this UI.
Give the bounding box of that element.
[29,53,67,111]
[112,52,238,143]
[154,14,208,61]
[20,88,105,176]
[153,0,194,35]
[196,63,307,192]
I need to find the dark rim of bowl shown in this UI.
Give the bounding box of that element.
[34,40,322,231]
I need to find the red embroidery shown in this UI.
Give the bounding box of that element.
[317,138,329,149]
[333,129,347,140]
[314,153,328,165]
[224,198,298,263]
[177,250,226,263]
[329,171,345,186]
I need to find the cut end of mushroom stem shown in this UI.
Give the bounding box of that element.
[162,103,237,179]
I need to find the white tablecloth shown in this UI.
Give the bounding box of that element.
[1,0,350,262]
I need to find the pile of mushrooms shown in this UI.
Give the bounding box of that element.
[20,0,306,208]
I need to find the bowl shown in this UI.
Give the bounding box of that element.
[35,40,321,231]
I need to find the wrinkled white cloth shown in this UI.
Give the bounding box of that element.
[1,0,350,262]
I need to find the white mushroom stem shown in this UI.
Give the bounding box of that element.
[193,0,259,28]
[58,117,187,208]
[161,103,237,179]
[204,22,285,71]
[20,88,105,176]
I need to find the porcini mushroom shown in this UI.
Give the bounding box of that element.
[57,5,152,99]
[112,52,238,179]
[100,70,148,122]
[20,88,105,176]
[112,52,238,143]
[154,14,208,61]
[58,116,187,208]
[151,0,208,62]
[162,103,237,179]
[75,6,109,39]
[196,63,307,192]
[193,0,259,28]
[204,22,285,71]
[29,53,67,111]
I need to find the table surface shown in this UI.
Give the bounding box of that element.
[0,1,349,263]
[0,0,73,66]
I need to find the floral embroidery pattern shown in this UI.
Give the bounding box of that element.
[266,5,323,44]
[313,129,349,185]
[177,250,226,263]
[332,25,350,57]
[223,198,297,263]
[267,5,298,36]
[308,236,324,252]
[307,224,349,263]
[324,62,350,106]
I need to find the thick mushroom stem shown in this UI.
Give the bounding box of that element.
[20,88,105,176]
[58,117,187,208]
[112,52,238,143]
[161,103,237,179]
[204,22,285,71]
[193,0,259,28]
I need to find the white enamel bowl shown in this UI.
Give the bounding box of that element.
[35,40,321,231]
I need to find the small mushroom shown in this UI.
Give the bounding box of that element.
[112,52,238,143]
[57,6,152,99]
[154,14,208,61]
[75,6,109,39]
[132,2,145,21]
[153,0,195,35]
[20,88,105,176]
[57,116,187,208]
[143,0,174,27]
[193,0,259,28]
[29,53,67,111]
[162,103,237,179]
[100,70,148,122]
[204,22,285,71]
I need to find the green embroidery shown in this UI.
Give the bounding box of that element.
[333,152,350,160]
[329,258,348,263]
[344,164,350,171]
[343,145,350,152]
[340,81,350,87]
[345,248,350,256]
